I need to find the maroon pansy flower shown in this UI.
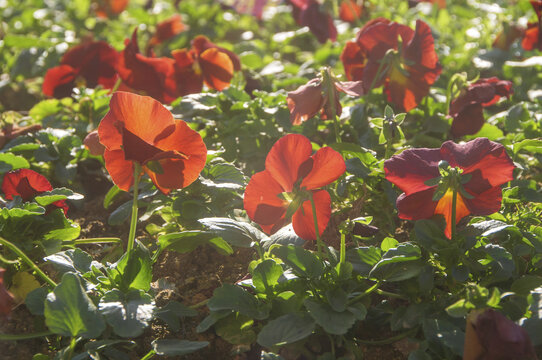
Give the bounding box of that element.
[43,41,119,98]
[449,77,513,138]
[384,138,514,238]
[289,0,337,43]
[340,18,441,111]
[1,169,68,215]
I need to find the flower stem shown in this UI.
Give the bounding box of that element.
[340,233,346,264]
[0,237,56,287]
[110,77,122,93]
[451,186,458,241]
[66,238,122,245]
[0,331,53,341]
[140,349,156,360]
[67,337,77,360]
[347,281,379,305]
[323,67,341,143]
[308,192,324,259]
[127,163,141,253]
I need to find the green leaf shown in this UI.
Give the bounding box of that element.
[257,313,315,348]
[445,299,474,318]
[262,224,305,250]
[381,237,399,251]
[152,339,209,356]
[271,245,324,279]
[103,185,121,209]
[1,202,45,218]
[201,162,246,189]
[110,245,152,292]
[158,231,222,254]
[304,299,357,335]
[326,288,348,312]
[44,221,81,243]
[215,313,256,344]
[0,153,30,173]
[44,248,93,274]
[154,301,198,332]
[513,139,542,154]
[423,318,464,356]
[347,246,382,276]
[26,287,48,316]
[44,273,105,338]
[252,259,284,293]
[369,243,423,282]
[414,220,449,251]
[99,290,155,338]
[511,275,542,295]
[199,217,268,247]
[208,284,269,320]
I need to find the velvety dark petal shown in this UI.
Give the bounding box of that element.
[395,188,438,221]
[384,147,441,195]
[292,189,331,241]
[199,48,234,91]
[42,65,77,98]
[464,186,504,217]
[403,20,440,73]
[244,170,287,230]
[357,19,403,60]
[299,0,337,43]
[103,149,135,192]
[450,103,485,138]
[340,41,367,81]
[122,128,163,163]
[301,147,345,190]
[172,49,205,96]
[434,190,470,238]
[440,138,514,187]
[287,79,324,125]
[385,65,429,111]
[1,169,53,201]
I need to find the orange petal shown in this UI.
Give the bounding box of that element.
[103,149,135,192]
[244,170,288,231]
[199,48,234,91]
[300,147,345,190]
[292,190,331,241]
[434,190,470,239]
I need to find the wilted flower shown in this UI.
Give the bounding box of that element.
[289,0,337,43]
[340,18,442,111]
[84,130,105,156]
[43,41,119,98]
[384,138,514,238]
[464,309,538,360]
[97,92,207,194]
[244,134,345,240]
[1,169,69,215]
[449,77,513,138]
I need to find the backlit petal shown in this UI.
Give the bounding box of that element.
[42,65,77,98]
[287,79,324,125]
[1,169,53,201]
[292,189,331,241]
[103,149,135,192]
[199,48,234,91]
[396,188,437,221]
[434,190,470,238]
[300,147,345,190]
[464,186,504,216]
[340,41,367,81]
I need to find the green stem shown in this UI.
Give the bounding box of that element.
[308,192,324,259]
[340,233,346,264]
[356,326,419,346]
[0,253,19,265]
[0,237,56,287]
[189,298,209,309]
[376,289,408,300]
[140,349,156,360]
[0,331,53,341]
[451,186,457,241]
[110,77,122,93]
[127,163,141,253]
[67,337,77,360]
[368,52,392,92]
[384,142,393,159]
[347,282,379,305]
[324,67,341,143]
[66,238,122,245]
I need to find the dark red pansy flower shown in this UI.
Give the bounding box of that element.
[43,41,119,98]
[0,269,14,319]
[116,29,177,104]
[244,134,345,240]
[97,92,207,195]
[171,35,239,96]
[340,18,442,111]
[148,15,186,49]
[493,22,523,50]
[1,169,68,215]
[384,138,514,238]
[449,77,513,138]
[464,309,538,360]
[95,0,129,18]
[289,0,337,43]
[339,0,362,23]
[287,77,364,125]
[522,1,542,51]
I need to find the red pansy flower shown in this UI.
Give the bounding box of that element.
[43,41,119,99]
[289,0,337,43]
[171,36,240,96]
[97,92,207,195]
[522,0,542,51]
[1,169,68,215]
[449,77,513,138]
[95,0,129,18]
[340,18,442,111]
[384,138,514,238]
[464,309,538,360]
[244,134,345,240]
[148,15,186,49]
[339,0,362,23]
[287,77,364,125]
[0,269,14,319]
[116,29,177,104]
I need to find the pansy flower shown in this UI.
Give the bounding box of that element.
[287,75,364,125]
[244,134,345,240]
[522,0,542,51]
[449,77,513,138]
[289,0,337,43]
[384,138,514,238]
[0,269,14,319]
[43,41,119,99]
[94,0,129,18]
[1,169,68,215]
[171,35,240,96]
[339,0,363,23]
[148,15,186,50]
[97,92,207,194]
[340,18,442,111]
[116,29,177,104]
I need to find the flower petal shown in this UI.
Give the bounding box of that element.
[42,65,77,98]
[191,35,241,71]
[300,147,345,190]
[287,79,324,125]
[434,190,470,239]
[265,134,313,193]
[103,149,135,192]
[450,103,485,138]
[395,188,438,221]
[464,186,504,217]
[340,41,367,81]
[199,48,234,91]
[292,189,331,241]
[1,169,53,201]
[335,80,365,97]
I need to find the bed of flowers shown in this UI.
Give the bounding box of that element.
[0,0,541,359]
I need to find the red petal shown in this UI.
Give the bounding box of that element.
[396,188,438,221]
[287,79,324,125]
[103,149,135,192]
[384,147,441,195]
[464,186,504,217]
[199,48,234,91]
[172,49,204,96]
[292,189,331,241]
[440,138,514,188]
[339,0,362,23]
[1,169,53,201]
[522,24,540,51]
[403,20,440,74]
[95,0,129,18]
[122,127,163,163]
[298,0,337,43]
[42,65,77,98]
[357,19,403,60]
[335,81,365,97]
[300,147,345,190]
[434,190,470,239]
[244,170,288,233]
[150,15,185,45]
[265,134,312,193]
[450,103,485,137]
[340,41,367,81]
